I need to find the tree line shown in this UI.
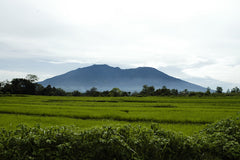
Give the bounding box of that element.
[0,75,240,97]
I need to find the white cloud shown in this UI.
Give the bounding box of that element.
[0,69,55,82]
[0,70,27,81]
[182,64,240,84]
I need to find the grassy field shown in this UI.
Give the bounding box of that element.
[0,95,240,135]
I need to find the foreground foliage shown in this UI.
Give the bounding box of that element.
[0,116,239,160]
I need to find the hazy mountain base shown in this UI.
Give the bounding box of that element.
[0,116,239,160]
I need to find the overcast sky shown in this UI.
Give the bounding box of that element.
[0,0,240,90]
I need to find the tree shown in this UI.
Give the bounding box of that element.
[131,91,139,97]
[140,85,155,96]
[25,74,39,83]
[86,87,100,96]
[205,87,211,95]
[43,85,53,95]
[161,86,171,96]
[53,88,67,96]
[35,84,45,95]
[101,90,110,97]
[216,86,223,94]
[231,87,240,94]
[10,78,36,94]
[72,90,81,96]
[0,81,4,94]
[0,81,4,88]
[154,86,171,96]
[140,85,148,96]
[148,86,155,96]
[1,81,11,94]
[0,81,4,92]
[122,91,131,97]
[180,89,189,96]
[170,89,178,96]
[109,88,122,97]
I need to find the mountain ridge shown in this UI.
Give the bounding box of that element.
[39,64,207,92]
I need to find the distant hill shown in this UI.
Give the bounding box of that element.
[39,64,207,92]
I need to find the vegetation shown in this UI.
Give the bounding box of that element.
[0,116,239,160]
[0,95,240,134]
[0,75,240,159]
[0,95,239,160]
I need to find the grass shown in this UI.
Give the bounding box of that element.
[0,113,206,135]
[0,95,240,135]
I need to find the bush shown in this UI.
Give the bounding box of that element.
[197,117,240,160]
[0,117,239,160]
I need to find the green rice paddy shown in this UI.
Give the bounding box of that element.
[0,95,240,135]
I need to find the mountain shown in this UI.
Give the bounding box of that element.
[39,64,207,92]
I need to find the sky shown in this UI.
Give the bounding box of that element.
[0,0,240,91]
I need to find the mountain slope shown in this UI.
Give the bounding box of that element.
[39,64,207,92]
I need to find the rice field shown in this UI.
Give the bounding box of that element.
[0,95,240,135]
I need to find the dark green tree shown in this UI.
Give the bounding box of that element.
[161,86,171,96]
[140,85,155,96]
[1,81,11,94]
[42,85,53,95]
[131,91,139,96]
[25,74,39,83]
[122,91,131,97]
[53,87,66,96]
[216,86,223,94]
[86,87,100,96]
[72,90,81,96]
[205,87,211,95]
[10,78,36,94]
[35,84,45,95]
[109,88,122,97]
[180,89,189,96]
[231,87,240,93]
[101,90,110,97]
[170,89,178,96]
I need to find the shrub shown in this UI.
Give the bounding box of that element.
[0,117,239,160]
[197,116,240,160]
